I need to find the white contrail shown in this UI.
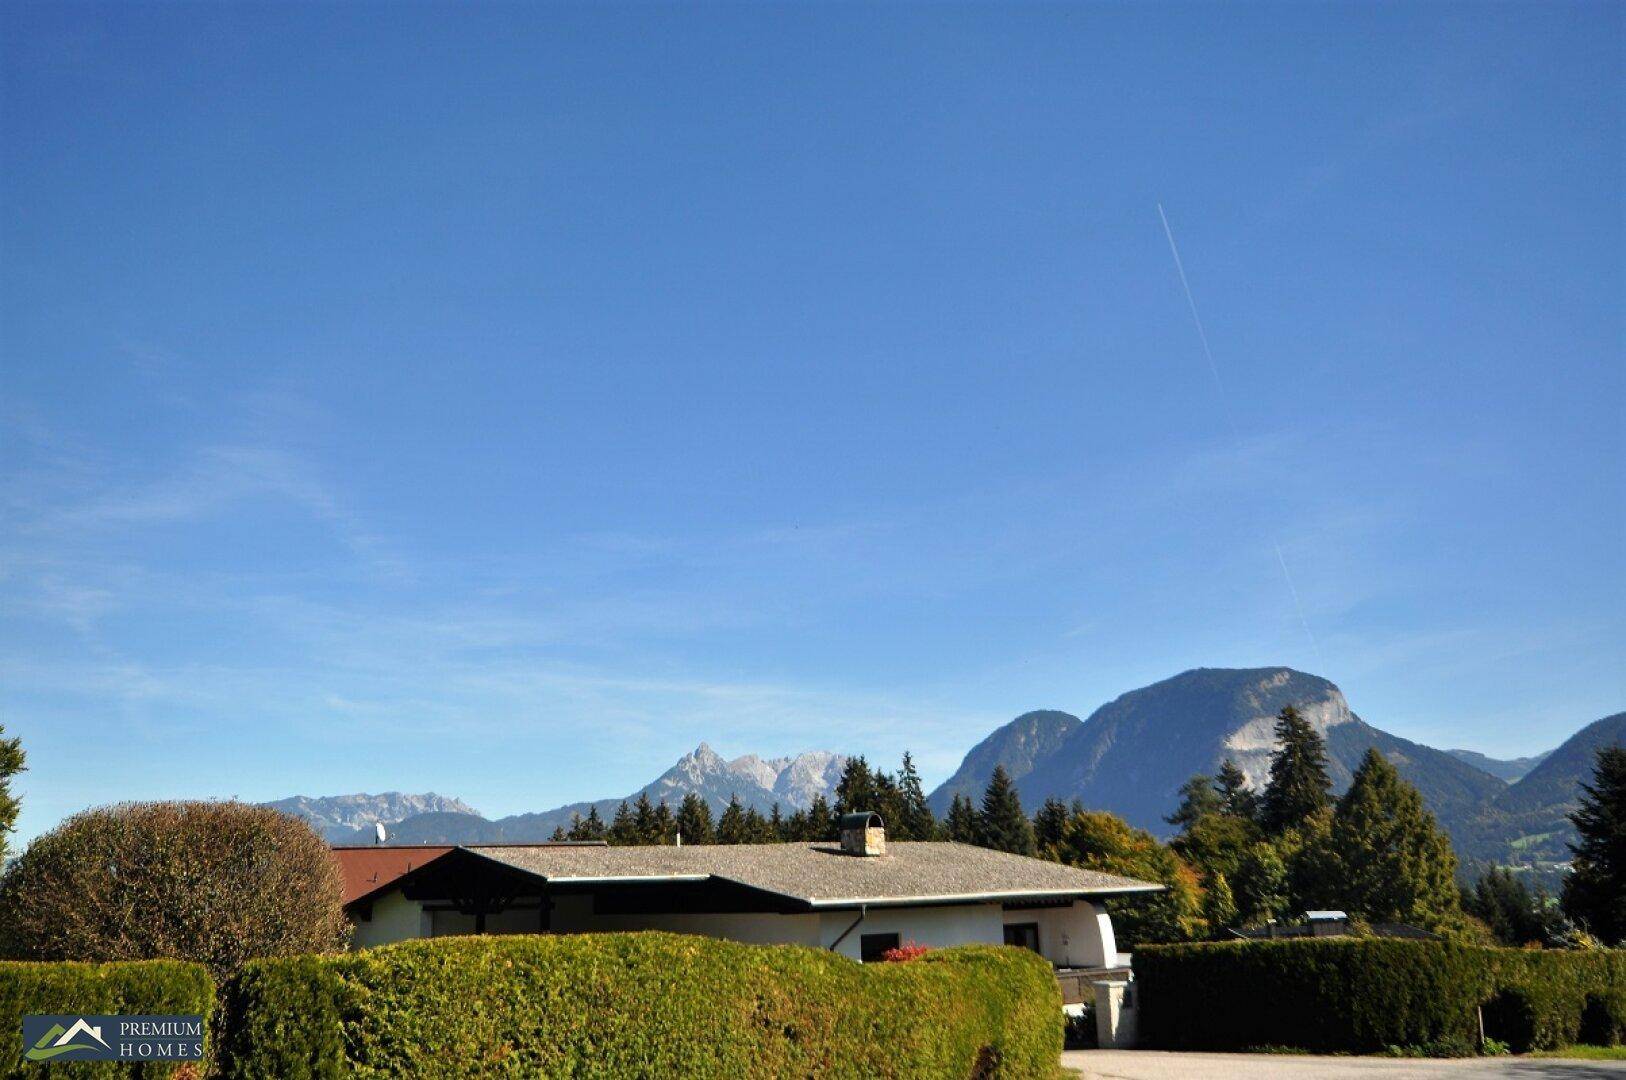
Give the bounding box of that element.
[1157,202,1326,671]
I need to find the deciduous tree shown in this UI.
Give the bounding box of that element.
[0,801,346,977]
[0,724,22,865]
[1045,810,1203,947]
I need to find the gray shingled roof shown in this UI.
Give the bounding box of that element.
[466,841,1161,908]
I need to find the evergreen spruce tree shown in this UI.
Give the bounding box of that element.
[550,825,568,841]
[1166,773,1224,831]
[0,723,23,865]
[1561,745,1626,945]
[716,795,749,844]
[803,794,836,841]
[946,793,981,845]
[1215,759,1258,821]
[1325,748,1461,931]
[576,805,608,841]
[742,807,771,843]
[784,808,809,842]
[1033,797,1070,852]
[1467,867,1565,947]
[978,765,1035,855]
[1259,706,1333,834]
[608,800,637,846]
[895,752,937,840]
[768,803,786,841]
[834,756,880,815]
[675,793,714,845]
[653,800,675,845]
[633,793,659,844]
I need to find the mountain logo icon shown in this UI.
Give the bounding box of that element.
[24,1017,111,1061]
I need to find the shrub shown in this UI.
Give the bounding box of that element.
[0,801,347,978]
[1136,938,1626,1054]
[0,959,214,1078]
[880,940,932,962]
[217,932,1061,1078]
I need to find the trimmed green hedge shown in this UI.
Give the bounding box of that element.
[0,959,215,1078]
[217,933,1061,1079]
[1136,938,1626,1054]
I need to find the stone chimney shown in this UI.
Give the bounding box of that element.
[839,811,886,856]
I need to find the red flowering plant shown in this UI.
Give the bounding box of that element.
[879,940,932,962]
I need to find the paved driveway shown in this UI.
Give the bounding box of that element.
[1064,1050,1626,1079]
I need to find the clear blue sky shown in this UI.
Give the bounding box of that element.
[2,2,1620,844]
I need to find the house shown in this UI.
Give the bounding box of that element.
[1228,910,1439,941]
[333,812,1160,989]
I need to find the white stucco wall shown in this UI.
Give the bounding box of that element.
[819,903,1005,960]
[1000,900,1115,968]
[351,890,430,949]
[349,887,1119,968]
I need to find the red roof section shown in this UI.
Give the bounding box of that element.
[332,846,453,906]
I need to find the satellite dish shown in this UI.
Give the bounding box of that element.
[375,821,387,845]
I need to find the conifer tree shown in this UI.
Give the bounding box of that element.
[716,795,749,844]
[1561,745,1626,945]
[608,800,637,845]
[675,793,714,845]
[895,752,937,840]
[834,756,880,815]
[1466,867,1565,947]
[633,793,659,844]
[978,765,1035,855]
[1166,773,1224,831]
[803,794,836,841]
[571,805,608,841]
[1259,706,1332,834]
[768,803,786,841]
[550,825,568,841]
[946,793,981,845]
[653,800,675,845]
[0,723,23,865]
[1325,748,1461,930]
[1033,797,1070,852]
[1215,759,1257,821]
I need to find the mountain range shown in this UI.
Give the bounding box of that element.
[301,744,848,845]
[267,667,1619,869]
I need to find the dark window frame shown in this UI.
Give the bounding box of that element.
[1003,921,1041,954]
[859,932,901,962]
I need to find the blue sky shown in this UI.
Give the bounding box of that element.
[2,2,1620,844]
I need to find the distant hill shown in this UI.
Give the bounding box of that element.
[1445,748,1551,784]
[1455,712,1626,865]
[263,792,480,843]
[324,744,846,845]
[928,710,1082,815]
[928,667,1507,837]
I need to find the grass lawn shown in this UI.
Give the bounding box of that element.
[1525,1046,1626,1061]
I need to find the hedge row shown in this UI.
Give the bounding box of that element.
[1136,938,1626,1053]
[0,959,215,1078]
[216,933,1062,1079]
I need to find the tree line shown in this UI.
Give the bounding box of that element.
[543,708,1626,951]
[0,716,1621,954]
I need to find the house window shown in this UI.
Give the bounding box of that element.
[1003,922,1041,954]
[860,932,900,962]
